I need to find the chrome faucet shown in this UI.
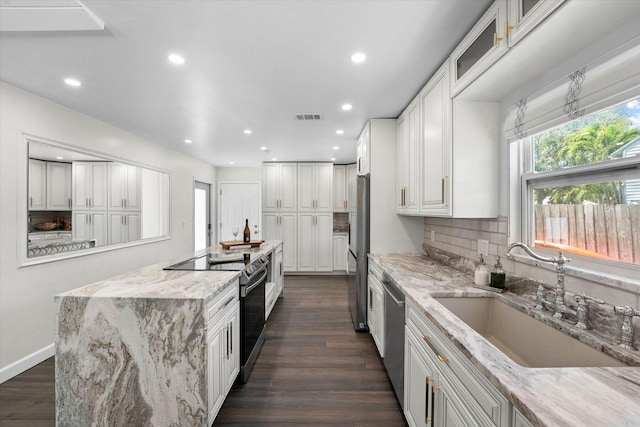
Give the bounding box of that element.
[505,242,575,319]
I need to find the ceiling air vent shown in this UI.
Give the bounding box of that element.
[295,113,323,121]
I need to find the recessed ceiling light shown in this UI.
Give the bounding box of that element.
[64,78,81,87]
[341,104,352,111]
[260,146,267,151]
[272,158,277,161]
[336,129,344,135]
[228,161,234,165]
[244,129,252,135]
[351,52,367,63]
[184,139,192,144]
[333,146,340,150]
[330,157,336,161]
[168,53,185,65]
[56,156,64,160]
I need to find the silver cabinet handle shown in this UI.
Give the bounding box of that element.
[68,198,72,208]
[30,197,33,207]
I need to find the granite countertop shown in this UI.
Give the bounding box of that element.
[369,253,640,427]
[58,240,282,302]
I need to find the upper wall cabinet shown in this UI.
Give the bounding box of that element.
[397,62,499,218]
[108,162,141,211]
[357,123,370,176]
[72,162,108,210]
[297,163,333,212]
[263,163,297,212]
[450,0,508,97]
[507,0,565,46]
[396,98,420,214]
[28,159,47,210]
[333,165,347,212]
[46,162,72,210]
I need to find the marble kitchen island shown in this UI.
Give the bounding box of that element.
[55,240,282,426]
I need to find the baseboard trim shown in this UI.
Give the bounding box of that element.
[0,343,54,384]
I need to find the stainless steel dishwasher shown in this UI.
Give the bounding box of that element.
[383,278,405,408]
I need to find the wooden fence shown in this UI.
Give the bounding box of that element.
[535,204,640,264]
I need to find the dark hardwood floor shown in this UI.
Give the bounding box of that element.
[0,275,406,426]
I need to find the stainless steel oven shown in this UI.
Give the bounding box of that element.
[164,252,269,383]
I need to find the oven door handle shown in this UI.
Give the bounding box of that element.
[244,268,269,295]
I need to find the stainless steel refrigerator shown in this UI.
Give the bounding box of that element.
[348,174,369,331]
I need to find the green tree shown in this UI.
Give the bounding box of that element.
[534,111,639,205]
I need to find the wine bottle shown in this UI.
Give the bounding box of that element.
[243,219,251,243]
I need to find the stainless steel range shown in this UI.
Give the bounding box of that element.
[164,252,269,383]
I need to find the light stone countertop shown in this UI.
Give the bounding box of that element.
[58,239,282,302]
[369,253,640,427]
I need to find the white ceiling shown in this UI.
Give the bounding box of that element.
[0,0,492,167]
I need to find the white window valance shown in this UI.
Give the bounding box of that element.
[505,35,640,142]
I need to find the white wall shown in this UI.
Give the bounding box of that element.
[216,166,262,183]
[0,82,216,380]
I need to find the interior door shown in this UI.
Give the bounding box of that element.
[194,181,211,251]
[219,182,261,242]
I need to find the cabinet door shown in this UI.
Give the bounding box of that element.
[507,0,565,46]
[406,100,420,213]
[109,163,127,210]
[109,213,127,245]
[224,303,241,390]
[450,0,509,96]
[396,112,408,212]
[127,213,141,241]
[262,213,279,241]
[207,318,225,424]
[262,164,280,211]
[72,212,92,241]
[420,63,451,216]
[346,164,357,212]
[436,384,468,427]
[373,283,385,356]
[296,213,315,271]
[367,276,376,340]
[281,214,297,272]
[72,162,90,209]
[404,330,435,427]
[124,165,141,210]
[47,162,72,210]
[297,164,315,211]
[29,159,47,210]
[90,163,108,210]
[279,163,297,211]
[315,213,333,272]
[333,235,346,271]
[357,123,370,175]
[314,164,333,211]
[333,165,347,212]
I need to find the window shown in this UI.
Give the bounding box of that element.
[521,98,640,267]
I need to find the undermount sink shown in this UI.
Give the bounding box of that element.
[434,296,627,368]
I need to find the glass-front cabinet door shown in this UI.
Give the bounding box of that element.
[507,0,565,46]
[449,0,508,96]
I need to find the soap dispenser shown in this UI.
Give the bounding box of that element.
[490,256,506,289]
[474,254,491,286]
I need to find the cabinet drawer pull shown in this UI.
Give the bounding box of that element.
[421,333,448,363]
[441,178,445,204]
[505,21,514,35]
[229,322,233,355]
[226,325,230,360]
[493,32,502,46]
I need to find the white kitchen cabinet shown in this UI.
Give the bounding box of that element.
[207,283,240,424]
[297,213,332,272]
[450,0,509,97]
[263,163,297,212]
[367,270,385,357]
[263,213,297,272]
[72,211,108,247]
[72,162,108,210]
[332,234,347,272]
[512,408,533,427]
[507,0,565,47]
[419,62,451,216]
[46,162,72,210]
[346,163,357,213]
[274,244,284,296]
[108,212,141,244]
[404,301,510,427]
[109,162,141,211]
[397,60,499,218]
[28,159,47,210]
[396,98,420,213]
[333,165,347,212]
[357,123,370,176]
[297,163,333,212]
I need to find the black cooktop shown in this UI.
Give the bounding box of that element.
[164,253,261,272]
